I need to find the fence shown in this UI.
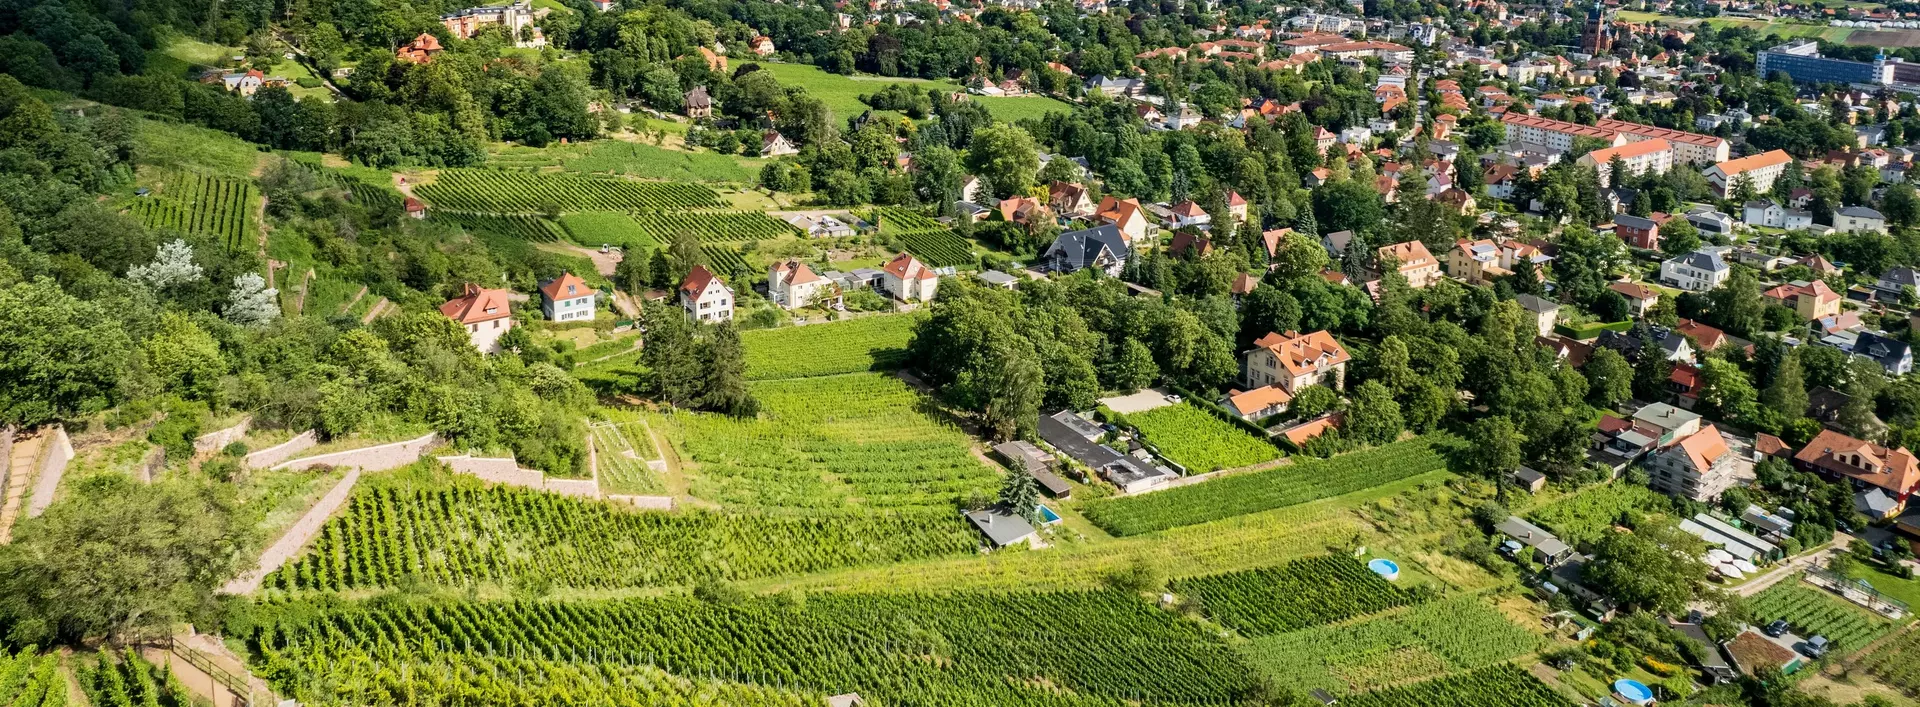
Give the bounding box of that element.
[1805,565,1910,619]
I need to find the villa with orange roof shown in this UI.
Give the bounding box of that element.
[1762,279,1840,320]
[1242,330,1351,394]
[440,283,514,353]
[1795,429,1920,517]
[1647,424,1751,501]
[880,252,939,302]
[538,272,597,323]
[1377,240,1441,288]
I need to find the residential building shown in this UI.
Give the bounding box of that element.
[1243,330,1351,393]
[1518,294,1560,336]
[441,1,544,48]
[1613,214,1660,250]
[1703,150,1793,197]
[1223,385,1293,421]
[1835,206,1888,234]
[1610,280,1661,318]
[1853,331,1913,375]
[768,260,835,310]
[1037,410,1175,493]
[1225,191,1250,225]
[786,214,855,238]
[1496,516,1573,566]
[1049,181,1094,218]
[395,33,442,63]
[992,441,1071,497]
[998,196,1052,231]
[1647,425,1749,502]
[1168,232,1214,259]
[684,86,712,118]
[1093,196,1149,244]
[1762,280,1841,320]
[1578,138,1674,187]
[1599,324,1695,363]
[678,265,733,322]
[1169,200,1211,230]
[1499,113,1729,164]
[880,252,939,302]
[1042,224,1130,276]
[1660,248,1731,292]
[440,283,514,354]
[1686,209,1736,236]
[761,131,798,157]
[1378,240,1442,288]
[964,509,1037,548]
[537,272,596,323]
[1795,429,1919,517]
[1322,230,1355,259]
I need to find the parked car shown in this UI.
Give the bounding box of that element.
[1801,635,1830,659]
[1765,619,1790,638]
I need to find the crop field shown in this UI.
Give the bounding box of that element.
[872,206,975,267]
[632,211,797,243]
[264,483,979,591]
[1526,483,1670,547]
[1237,596,1542,696]
[872,206,946,232]
[590,419,666,495]
[0,646,67,707]
[130,171,257,250]
[1082,436,1453,536]
[414,170,724,212]
[1170,555,1421,636]
[702,245,751,276]
[1336,664,1575,707]
[432,212,567,242]
[560,211,658,251]
[758,62,1072,125]
[655,373,999,509]
[1750,582,1894,654]
[741,315,918,380]
[1859,620,1920,694]
[490,140,761,182]
[1129,403,1279,472]
[76,647,197,707]
[247,589,1257,707]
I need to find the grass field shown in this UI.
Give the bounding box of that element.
[560,211,659,251]
[1621,12,1859,42]
[760,63,1071,125]
[137,119,262,175]
[1526,482,1670,547]
[1237,596,1544,697]
[656,372,998,510]
[741,314,919,380]
[1129,403,1279,472]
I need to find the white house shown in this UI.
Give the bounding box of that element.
[880,252,939,302]
[440,283,514,354]
[538,272,596,323]
[787,214,855,238]
[761,131,798,157]
[1660,248,1731,292]
[959,175,984,203]
[1742,200,1784,228]
[678,264,734,322]
[1168,200,1211,230]
[1835,206,1888,234]
[768,260,835,310]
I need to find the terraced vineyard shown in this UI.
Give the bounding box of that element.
[76,647,197,707]
[1337,664,1575,707]
[740,314,918,380]
[1750,582,1894,654]
[246,589,1259,707]
[561,211,659,251]
[872,206,974,267]
[415,170,724,212]
[265,482,978,591]
[1171,555,1422,636]
[654,373,999,509]
[702,245,750,275]
[1238,596,1543,696]
[1083,436,1453,536]
[1129,403,1279,472]
[590,418,666,495]
[432,212,566,242]
[1858,620,1920,695]
[131,171,257,250]
[631,211,796,243]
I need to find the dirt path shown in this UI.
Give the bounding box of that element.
[0,433,43,544]
[252,193,269,261]
[534,241,622,277]
[612,290,640,318]
[1734,534,1847,597]
[295,269,313,316]
[392,173,419,200]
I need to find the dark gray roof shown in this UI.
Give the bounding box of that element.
[1614,214,1656,230]
[1880,266,1920,289]
[1516,294,1558,314]
[977,270,1020,286]
[993,441,1072,497]
[1497,516,1571,557]
[1676,249,1729,272]
[1743,199,1777,210]
[1038,411,1167,485]
[964,508,1037,547]
[1854,331,1910,370]
[1044,224,1129,272]
[1839,206,1885,220]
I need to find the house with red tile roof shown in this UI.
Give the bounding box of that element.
[1244,330,1350,393]
[441,283,514,353]
[1796,429,1920,517]
[881,252,939,302]
[538,272,597,323]
[1647,424,1749,501]
[679,265,733,322]
[1377,240,1441,288]
[769,260,835,310]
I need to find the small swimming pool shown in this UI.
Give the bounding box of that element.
[1613,678,1654,705]
[1038,505,1062,525]
[1367,558,1400,582]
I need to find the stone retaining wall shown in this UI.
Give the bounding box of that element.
[606,494,675,509]
[194,417,252,455]
[272,433,438,472]
[244,431,316,470]
[221,468,361,595]
[26,426,71,518]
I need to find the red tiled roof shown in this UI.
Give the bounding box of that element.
[440,283,511,324]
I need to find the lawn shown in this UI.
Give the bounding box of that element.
[740,314,920,380]
[1128,403,1280,472]
[137,119,263,175]
[760,62,1071,125]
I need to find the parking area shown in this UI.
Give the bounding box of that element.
[1098,388,1180,414]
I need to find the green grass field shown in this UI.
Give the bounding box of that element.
[760,63,1071,125]
[137,119,262,175]
[741,314,920,380]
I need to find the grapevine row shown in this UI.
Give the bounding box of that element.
[1172,555,1421,636]
[431,212,566,242]
[631,211,798,243]
[415,169,723,212]
[130,171,256,251]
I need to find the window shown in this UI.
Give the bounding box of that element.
[493,320,501,329]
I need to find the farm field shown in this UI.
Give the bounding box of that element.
[1081,435,1454,536]
[1236,596,1543,697]
[75,647,199,707]
[1171,555,1420,636]
[489,139,762,183]
[1859,621,1920,696]
[129,171,258,251]
[654,373,998,509]
[1128,403,1279,472]
[1525,482,1669,547]
[1336,664,1576,707]
[560,211,658,251]
[1750,582,1896,655]
[414,169,724,212]
[246,588,1257,707]
[759,63,1072,125]
[740,314,919,380]
[264,474,978,592]
[871,206,976,267]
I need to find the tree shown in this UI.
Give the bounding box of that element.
[698,322,759,417]
[0,474,243,644]
[1632,333,1675,401]
[1707,267,1766,335]
[1585,347,1633,408]
[1659,218,1701,256]
[642,301,703,407]
[998,469,1041,524]
[965,123,1041,198]
[1345,380,1403,445]
[1884,182,1920,229]
[1761,351,1809,421]
[1269,232,1329,280]
[0,279,132,427]
[1311,180,1384,236]
[144,313,225,403]
[614,251,652,295]
[127,239,203,291]
[1698,358,1759,424]
[667,230,704,285]
[1291,385,1339,420]
[225,273,279,326]
[1466,415,1524,481]
[1105,338,1158,393]
[978,337,1043,441]
[1584,519,1709,613]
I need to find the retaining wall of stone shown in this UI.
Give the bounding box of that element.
[25,426,71,518]
[244,431,317,470]
[194,417,252,455]
[271,433,438,472]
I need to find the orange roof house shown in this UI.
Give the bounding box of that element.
[1762,279,1841,321]
[1795,428,1920,506]
[440,282,514,353]
[1224,384,1292,420]
[1245,330,1351,393]
[1377,240,1441,288]
[397,33,443,63]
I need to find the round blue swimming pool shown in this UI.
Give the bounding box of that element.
[1614,678,1654,705]
[1367,558,1400,581]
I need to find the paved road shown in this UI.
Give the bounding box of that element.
[1732,531,1851,597]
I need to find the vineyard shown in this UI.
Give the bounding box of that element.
[1526,483,1670,546]
[432,212,566,242]
[1858,620,1920,695]
[130,171,257,250]
[871,207,975,267]
[655,373,1000,509]
[1128,403,1280,472]
[560,211,657,251]
[740,314,919,380]
[414,170,724,212]
[631,211,797,243]
[589,417,666,495]
[245,589,1260,707]
[76,648,196,707]
[278,156,404,212]
[703,245,750,276]
[0,647,66,707]
[1082,436,1453,536]
[1170,555,1422,636]
[1335,664,1575,707]
[264,481,979,591]
[1237,596,1543,696]
[1750,582,1894,654]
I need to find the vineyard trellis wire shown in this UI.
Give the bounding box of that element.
[431,212,567,242]
[1170,555,1423,636]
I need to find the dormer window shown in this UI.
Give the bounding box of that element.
[484,307,498,314]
